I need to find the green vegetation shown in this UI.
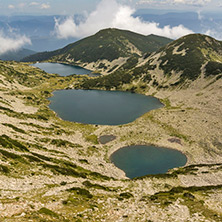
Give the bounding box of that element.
[0,164,10,173]
[38,207,59,218]
[83,180,113,191]
[81,70,132,90]
[22,28,172,63]
[0,134,29,151]
[147,185,222,221]
[0,148,27,163]
[118,192,134,200]
[205,61,222,76]
[2,123,26,134]
[0,33,222,222]
[81,34,222,91]
[66,187,93,199]
[156,34,222,81]
[85,134,99,144]
[50,139,81,148]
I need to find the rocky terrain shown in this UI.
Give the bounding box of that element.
[0,32,222,221]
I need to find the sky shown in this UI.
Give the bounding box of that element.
[0,0,221,15]
[0,0,221,54]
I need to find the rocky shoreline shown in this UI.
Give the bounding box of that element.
[0,61,222,221]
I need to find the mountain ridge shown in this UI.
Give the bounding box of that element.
[0,48,36,61]
[22,28,172,73]
[81,33,222,91]
[1,30,222,221]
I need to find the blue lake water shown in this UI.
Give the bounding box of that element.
[110,145,187,179]
[31,62,100,76]
[48,89,163,125]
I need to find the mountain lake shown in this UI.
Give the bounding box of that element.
[48,89,163,125]
[31,62,100,76]
[110,145,187,179]
[48,86,186,178]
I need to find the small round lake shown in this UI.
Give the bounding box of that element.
[31,62,100,76]
[48,89,163,125]
[110,145,187,179]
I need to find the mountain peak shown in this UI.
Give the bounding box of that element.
[22,28,172,73]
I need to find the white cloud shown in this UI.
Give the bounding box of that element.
[29,2,39,6]
[204,29,222,40]
[54,0,193,39]
[0,32,31,55]
[8,4,15,9]
[41,3,50,9]
[54,17,77,39]
[197,10,203,20]
[138,0,211,6]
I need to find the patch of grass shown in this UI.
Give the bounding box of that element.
[0,148,27,163]
[20,122,47,130]
[83,180,112,191]
[146,113,190,142]
[79,159,89,164]
[88,171,113,181]
[118,192,134,200]
[31,152,52,161]
[85,134,99,144]
[148,185,222,220]
[23,154,42,163]
[0,164,10,173]
[50,139,81,148]
[0,135,29,152]
[0,105,14,113]
[38,207,59,218]
[134,172,178,180]
[41,163,87,178]
[66,187,93,199]
[2,123,26,134]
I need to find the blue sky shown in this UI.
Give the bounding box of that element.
[0,0,221,54]
[0,0,221,15]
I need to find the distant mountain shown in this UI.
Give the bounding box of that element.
[0,15,80,51]
[81,34,222,90]
[137,34,222,83]
[134,12,201,32]
[0,48,36,61]
[22,28,172,73]
[133,11,222,35]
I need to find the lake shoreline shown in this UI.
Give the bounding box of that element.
[30,62,100,76]
[48,89,163,126]
[110,144,187,179]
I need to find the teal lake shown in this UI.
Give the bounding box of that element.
[110,145,187,179]
[48,89,163,125]
[31,62,100,76]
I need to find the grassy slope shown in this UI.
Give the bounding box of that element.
[81,33,222,91]
[0,35,222,221]
[22,28,172,63]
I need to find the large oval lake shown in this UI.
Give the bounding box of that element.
[48,89,163,125]
[110,145,187,179]
[31,62,100,76]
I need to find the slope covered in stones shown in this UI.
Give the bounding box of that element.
[0,32,222,221]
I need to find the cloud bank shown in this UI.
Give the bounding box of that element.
[0,32,31,55]
[54,0,193,40]
[138,0,211,7]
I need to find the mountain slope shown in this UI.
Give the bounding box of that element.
[1,55,222,221]
[81,34,222,90]
[22,28,172,73]
[0,48,36,61]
